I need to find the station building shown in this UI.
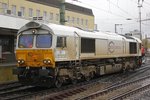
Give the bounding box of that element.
[0,0,94,63]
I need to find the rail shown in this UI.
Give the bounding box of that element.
[78,74,150,100]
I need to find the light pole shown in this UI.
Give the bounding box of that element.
[120,28,123,34]
[115,24,122,33]
[138,0,143,40]
[138,5,142,40]
[60,0,66,25]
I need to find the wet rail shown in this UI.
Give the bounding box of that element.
[0,72,122,100]
[109,83,150,100]
[0,82,23,92]
[79,73,150,100]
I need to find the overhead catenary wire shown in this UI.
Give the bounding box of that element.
[71,0,150,22]
[142,22,150,26]
[107,0,136,18]
[70,0,132,19]
[130,0,150,23]
[69,0,150,34]
[144,1,150,6]
[131,0,150,11]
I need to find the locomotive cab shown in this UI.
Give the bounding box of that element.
[13,21,56,87]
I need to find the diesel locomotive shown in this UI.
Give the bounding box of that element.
[13,21,142,87]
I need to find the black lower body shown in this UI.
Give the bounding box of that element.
[13,67,55,87]
[13,57,141,87]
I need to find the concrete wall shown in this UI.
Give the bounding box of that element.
[0,66,17,83]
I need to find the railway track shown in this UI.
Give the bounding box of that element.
[0,81,23,92]
[0,71,123,100]
[109,82,150,100]
[0,85,37,100]
[78,66,150,100]
[37,74,119,100]
[39,65,150,100]
[0,62,149,100]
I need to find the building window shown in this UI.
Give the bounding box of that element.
[0,35,14,53]
[85,19,88,26]
[29,8,33,17]
[50,12,53,20]
[2,3,8,14]
[94,24,98,31]
[20,7,25,17]
[36,10,40,17]
[43,11,47,20]
[72,17,75,24]
[77,18,79,25]
[12,5,16,15]
[81,19,84,25]
[67,16,70,23]
[56,14,59,22]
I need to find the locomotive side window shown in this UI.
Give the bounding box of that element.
[139,43,141,49]
[129,42,137,54]
[36,34,52,48]
[57,37,67,48]
[81,38,95,53]
[18,34,33,48]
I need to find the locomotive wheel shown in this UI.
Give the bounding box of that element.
[71,78,77,85]
[55,77,63,88]
[132,63,136,71]
[131,67,135,71]
[85,76,91,82]
[122,67,126,73]
[90,72,94,79]
[85,72,94,81]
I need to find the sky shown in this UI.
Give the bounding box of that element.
[66,0,150,38]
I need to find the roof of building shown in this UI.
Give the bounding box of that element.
[26,0,94,16]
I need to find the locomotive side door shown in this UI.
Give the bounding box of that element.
[74,32,80,60]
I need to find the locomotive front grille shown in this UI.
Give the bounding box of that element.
[27,52,43,62]
[16,49,55,67]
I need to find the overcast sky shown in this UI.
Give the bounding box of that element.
[66,0,150,37]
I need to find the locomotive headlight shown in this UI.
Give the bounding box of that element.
[43,59,51,64]
[47,60,51,63]
[43,60,47,64]
[17,59,25,64]
[32,29,37,34]
[17,60,21,63]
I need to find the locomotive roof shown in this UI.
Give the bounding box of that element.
[131,36,142,43]
[46,23,122,40]
[19,21,138,43]
[46,23,137,42]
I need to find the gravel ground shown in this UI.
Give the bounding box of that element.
[128,89,150,100]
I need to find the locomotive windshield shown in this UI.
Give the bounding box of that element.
[18,34,52,48]
[36,34,52,48]
[18,34,33,48]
